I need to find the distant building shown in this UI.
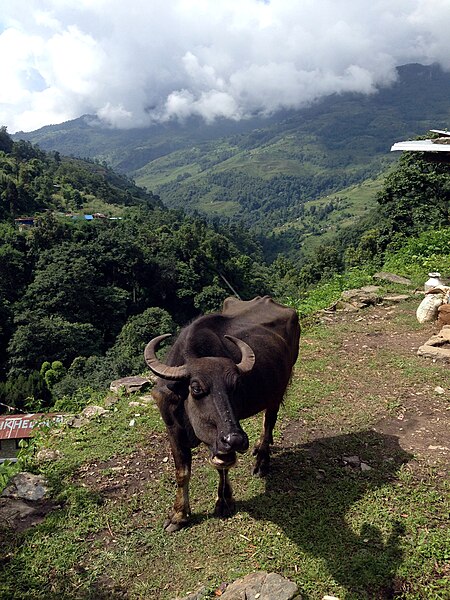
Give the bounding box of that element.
[14,217,36,228]
[0,413,66,462]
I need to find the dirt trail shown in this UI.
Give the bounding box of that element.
[282,302,449,477]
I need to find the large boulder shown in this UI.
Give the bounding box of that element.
[110,376,154,394]
[417,325,450,360]
[1,472,50,501]
[373,272,412,285]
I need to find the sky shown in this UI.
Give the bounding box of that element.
[1,0,450,133]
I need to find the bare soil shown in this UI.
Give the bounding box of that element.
[283,303,449,476]
[75,302,449,505]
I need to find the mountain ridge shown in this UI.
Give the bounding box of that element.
[12,63,450,257]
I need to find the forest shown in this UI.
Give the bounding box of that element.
[1,125,449,414]
[0,127,282,413]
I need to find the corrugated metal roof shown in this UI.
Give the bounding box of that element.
[430,129,450,137]
[391,140,450,152]
[0,413,66,440]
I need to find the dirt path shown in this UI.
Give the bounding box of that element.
[282,302,449,476]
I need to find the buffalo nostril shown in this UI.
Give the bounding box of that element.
[220,432,249,453]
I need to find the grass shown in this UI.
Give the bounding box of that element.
[1,301,449,599]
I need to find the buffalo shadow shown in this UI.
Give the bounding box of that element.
[237,430,412,600]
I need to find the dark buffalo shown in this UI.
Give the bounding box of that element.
[145,296,300,532]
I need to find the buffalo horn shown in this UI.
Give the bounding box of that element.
[224,335,256,374]
[144,334,188,380]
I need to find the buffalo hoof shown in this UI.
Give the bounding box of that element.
[252,456,270,477]
[163,511,189,533]
[214,497,236,519]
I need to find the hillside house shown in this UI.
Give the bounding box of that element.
[0,413,65,462]
[14,217,36,228]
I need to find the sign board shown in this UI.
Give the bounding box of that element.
[0,414,66,440]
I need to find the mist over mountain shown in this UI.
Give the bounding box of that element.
[14,64,450,237]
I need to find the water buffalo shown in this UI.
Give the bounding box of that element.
[145,296,300,532]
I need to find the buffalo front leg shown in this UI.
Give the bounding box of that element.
[253,408,278,477]
[213,468,236,519]
[164,442,192,533]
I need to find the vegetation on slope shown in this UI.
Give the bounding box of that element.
[1,121,449,414]
[14,64,450,264]
[0,130,276,413]
[0,97,449,599]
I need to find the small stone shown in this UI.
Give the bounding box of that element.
[342,455,360,467]
[129,419,136,427]
[81,405,107,419]
[360,462,372,472]
[434,386,445,395]
[35,449,61,463]
[162,456,169,463]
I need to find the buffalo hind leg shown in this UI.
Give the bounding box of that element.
[214,468,236,518]
[253,408,278,477]
[164,444,192,533]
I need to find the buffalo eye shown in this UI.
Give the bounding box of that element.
[190,381,205,398]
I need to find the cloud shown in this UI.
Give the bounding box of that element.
[0,0,449,132]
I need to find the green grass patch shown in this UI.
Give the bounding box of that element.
[1,302,449,599]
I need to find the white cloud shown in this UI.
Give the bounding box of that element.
[0,0,449,132]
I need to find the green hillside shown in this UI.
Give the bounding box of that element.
[14,64,450,243]
[0,130,277,414]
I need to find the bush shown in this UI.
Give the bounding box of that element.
[383,227,450,284]
[284,268,374,318]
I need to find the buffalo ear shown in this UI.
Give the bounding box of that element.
[152,382,187,410]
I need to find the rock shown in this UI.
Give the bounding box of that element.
[104,394,120,408]
[67,405,108,428]
[437,304,450,326]
[342,455,360,467]
[340,288,380,307]
[360,462,372,472]
[0,496,56,533]
[81,405,107,419]
[417,325,450,361]
[109,376,154,394]
[373,272,412,285]
[382,294,411,304]
[35,449,61,463]
[221,572,299,600]
[1,472,50,502]
[177,587,208,600]
[328,287,382,312]
[434,386,446,395]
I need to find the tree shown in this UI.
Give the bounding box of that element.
[7,314,102,377]
[108,307,177,376]
[377,153,450,242]
[0,127,13,154]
